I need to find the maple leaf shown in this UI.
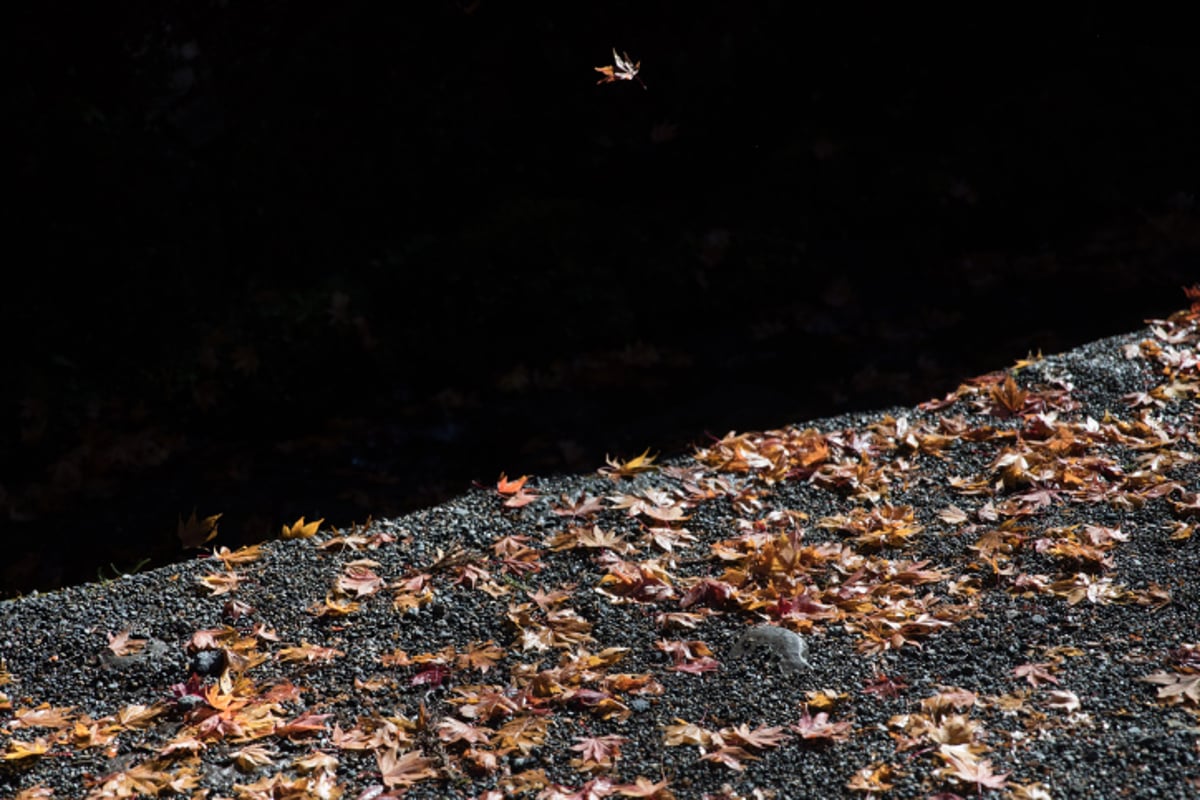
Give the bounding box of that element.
[178,509,222,548]
[456,641,506,673]
[862,673,909,699]
[846,762,896,794]
[725,723,790,750]
[594,48,646,88]
[1140,670,1200,706]
[612,776,676,799]
[528,586,573,611]
[1012,662,1058,687]
[570,734,627,769]
[699,744,758,770]
[492,472,540,510]
[196,570,242,596]
[601,447,658,478]
[497,472,530,495]
[495,714,551,755]
[11,704,74,730]
[989,374,1029,417]
[105,629,147,657]
[274,711,332,740]
[661,719,713,747]
[678,577,738,610]
[336,562,385,597]
[376,747,438,789]
[437,717,493,746]
[277,641,344,664]
[232,743,278,770]
[309,594,360,618]
[552,493,606,518]
[411,663,452,688]
[2,737,50,760]
[281,515,323,539]
[937,747,1009,791]
[117,703,163,728]
[212,544,264,568]
[789,705,852,742]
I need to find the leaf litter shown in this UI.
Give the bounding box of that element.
[1,290,1199,797]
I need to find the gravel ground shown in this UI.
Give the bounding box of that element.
[2,303,1199,800]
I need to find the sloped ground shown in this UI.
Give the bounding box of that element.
[2,298,1199,799]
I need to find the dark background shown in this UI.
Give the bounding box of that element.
[5,3,1197,595]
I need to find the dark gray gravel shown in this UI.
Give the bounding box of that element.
[3,313,1199,799]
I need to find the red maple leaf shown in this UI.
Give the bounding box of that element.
[411,664,451,687]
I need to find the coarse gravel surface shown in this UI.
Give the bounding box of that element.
[2,305,1200,800]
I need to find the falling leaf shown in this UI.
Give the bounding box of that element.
[594,48,645,88]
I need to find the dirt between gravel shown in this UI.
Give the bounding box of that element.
[2,306,1199,800]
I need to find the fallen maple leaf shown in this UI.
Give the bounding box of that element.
[273,711,332,740]
[196,571,242,596]
[612,776,676,799]
[437,717,492,746]
[1012,662,1059,687]
[106,629,147,658]
[699,744,757,771]
[601,447,659,478]
[789,705,852,742]
[937,747,1009,791]
[376,746,438,789]
[496,473,530,495]
[725,723,789,750]
[281,516,323,539]
[570,733,627,769]
[845,762,896,794]
[1140,670,1200,706]
[661,719,713,747]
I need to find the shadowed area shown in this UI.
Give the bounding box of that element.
[5,4,1196,594]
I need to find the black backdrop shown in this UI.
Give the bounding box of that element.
[5,3,1196,594]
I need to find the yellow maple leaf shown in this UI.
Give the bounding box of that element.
[2,737,50,760]
[282,516,323,540]
[601,448,659,479]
